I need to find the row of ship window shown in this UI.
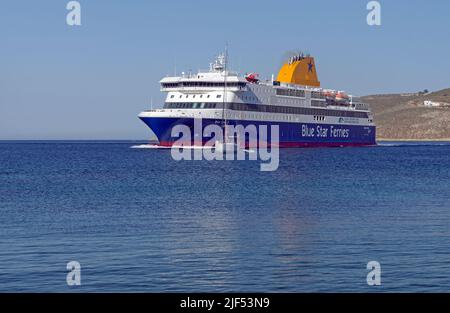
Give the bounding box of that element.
[164,83,325,100]
[276,88,326,100]
[227,113,298,122]
[276,88,306,98]
[170,94,259,102]
[311,100,327,107]
[163,102,369,118]
[162,82,246,88]
[165,102,218,109]
[170,94,222,99]
[314,115,326,121]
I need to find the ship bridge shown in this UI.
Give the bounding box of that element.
[160,76,247,92]
[160,53,248,92]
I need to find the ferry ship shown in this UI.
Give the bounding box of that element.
[138,52,376,148]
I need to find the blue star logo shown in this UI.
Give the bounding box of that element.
[308,61,313,72]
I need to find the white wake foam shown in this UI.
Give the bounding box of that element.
[130,144,169,149]
[131,144,257,153]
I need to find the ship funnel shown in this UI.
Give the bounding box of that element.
[276,54,320,87]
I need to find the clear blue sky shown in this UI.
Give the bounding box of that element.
[1,0,450,140]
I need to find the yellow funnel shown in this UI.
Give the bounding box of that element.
[276,56,320,87]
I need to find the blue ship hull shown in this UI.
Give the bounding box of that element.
[139,117,376,147]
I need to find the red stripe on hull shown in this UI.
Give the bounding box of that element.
[157,141,376,148]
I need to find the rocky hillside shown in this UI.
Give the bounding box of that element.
[361,89,450,140]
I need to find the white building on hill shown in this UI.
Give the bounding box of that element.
[424,100,450,107]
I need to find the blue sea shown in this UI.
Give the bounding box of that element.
[1,141,450,292]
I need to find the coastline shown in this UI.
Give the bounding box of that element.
[377,138,450,142]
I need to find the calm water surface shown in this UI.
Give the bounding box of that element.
[1,141,450,292]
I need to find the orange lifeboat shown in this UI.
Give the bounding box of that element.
[335,92,351,106]
[335,91,348,100]
[323,90,336,99]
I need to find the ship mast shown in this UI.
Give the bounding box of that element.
[222,47,228,145]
